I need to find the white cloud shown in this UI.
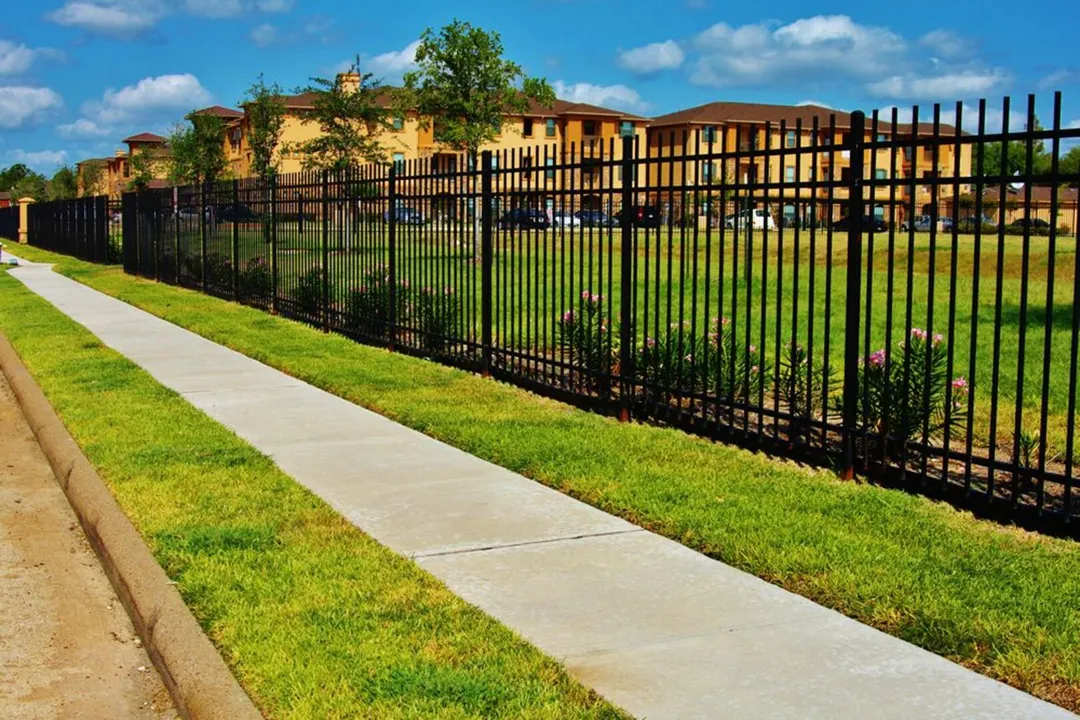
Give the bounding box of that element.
[367,40,420,78]
[184,0,244,18]
[875,103,1027,134]
[249,23,277,46]
[57,117,112,138]
[1065,120,1080,130]
[10,148,68,168]
[1037,69,1078,91]
[0,42,37,75]
[796,99,836,109]
[617,40,684,75]
[918,30,974,60]
[0,86,63,129]
[72,73,211,136]
[46,1,165,37]
[255,0,292,11]
[867,70,1009,99]
[553,81,647,112]
[691,15,906,87]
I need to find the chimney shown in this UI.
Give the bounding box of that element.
[115,150,127,158]
[336,71,361,93]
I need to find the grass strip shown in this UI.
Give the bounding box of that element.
[8,245,1080,712]
[0,267,623,719]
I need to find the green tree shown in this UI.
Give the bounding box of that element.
[168,112,228,187]
[0,164,33,192]
[128,150,158,192]
[291,59,391,170]
[243,74,287,181]
[10,171,48,201]
[48,165,79,200]
[79,161,106,196]
[976,118,1053,178]
[402,20,556,169]
[1060,145,1080,185]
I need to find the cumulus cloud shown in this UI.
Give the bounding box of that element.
[367,40,420,78]
[255,0,292,11]
[1037,69,1078,90]
[68,73,211,137]
[553,80,647,112]
[919,30,974,60]
[9,148,68,167]
[57,117,112,138]
[249,23,278,46]
[46,1,165,37]
[0,86,63,129]
[184,0,245,19]
[867,70,1009,99]
[617,40,684,75]
[876,102,1027,134]
[0,42,38,75]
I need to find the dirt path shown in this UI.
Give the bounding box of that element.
[0,373,176,719]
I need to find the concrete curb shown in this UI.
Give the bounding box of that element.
[0,331,263,720]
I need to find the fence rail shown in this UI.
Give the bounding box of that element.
[28,93,1080,537]
[0,205,18,242]
[26,196,121,264]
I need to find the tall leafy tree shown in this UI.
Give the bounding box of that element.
[168,112,229,187]
[0,164,33,192]
[129,150,158,192]
[79,161,106,196]
[243,74,287,181]
[402,20,556,169]
[47,165,79,200]
[976,118,1053,178]
[292,59,392,170]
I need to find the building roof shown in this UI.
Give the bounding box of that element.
[648,101,962,136]
[76,157,111,167]
[971,185,1080,205]
[0,191,10,201]
[123,132,167,144]
[192,105,244,119]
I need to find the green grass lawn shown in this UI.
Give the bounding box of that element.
[0,268,623,719]
[7,243,1080,713]
[174,221,1079,462]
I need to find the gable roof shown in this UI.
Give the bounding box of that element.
[123,132,167,144]
[192,105,244,119]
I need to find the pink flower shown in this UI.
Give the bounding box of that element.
[685,354,694,363]
[444,286,455,295]
[563,310,575,324]
[933,333,943,346]
[952,377,969,394]
[868,349,886,367]
[910,327,928,341]
[751,365,760,374]
[581,290,591,301]
[645,337,656,348]
[749,345,757,354]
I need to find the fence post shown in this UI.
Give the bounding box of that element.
[841,110,866,479]
[321,170,330,332]
[200,181,208,291]
[481,150,493,375]
[232,179,240,299]
[270,176,278,314]
[387,164,398,350]
[619,135,635,421]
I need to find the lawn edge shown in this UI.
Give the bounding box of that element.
[0,329,263,720]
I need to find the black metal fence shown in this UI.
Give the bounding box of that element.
[37,92,1080,536]
[26,195,121,264]
[0,205,18,241]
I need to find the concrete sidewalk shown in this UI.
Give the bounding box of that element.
[8,260,1073,720]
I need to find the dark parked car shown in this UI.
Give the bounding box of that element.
[217,203,260,222]
[500,208,549,230]
[615,205,662,228]
[575,210,615,227]
[384,206,424,225]
[832,215,888,232]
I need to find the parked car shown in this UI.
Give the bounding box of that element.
[900,215,953,232]
[218,203,260,222]
[499,208,549,230]
[176,206,209,222]
[724,208,777,230]
[832,215,889,232]
[575,210,615,227]
[551,211,581,228]
[614,205,662,228]
[384,206,424,225]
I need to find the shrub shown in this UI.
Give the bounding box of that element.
[412,285,461,355]
[558,291,614,388]
[775,340,837,445]
[238,257,272,302]
[204,252,233,291]
[291,267,324,317]
[344,265,399,340]
[848,328,968,462]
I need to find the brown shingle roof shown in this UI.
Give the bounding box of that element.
[192,105,244,118]
[977,185,1079,204]
[123,132,166,144]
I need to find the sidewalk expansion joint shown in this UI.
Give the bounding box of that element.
[411,528,646,559]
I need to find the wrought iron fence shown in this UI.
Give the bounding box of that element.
[38,92,1080,536]
[26,195,120,264]
[0,205,18,242]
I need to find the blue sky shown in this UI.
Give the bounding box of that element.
[2,0,1079,173]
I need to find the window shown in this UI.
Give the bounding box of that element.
[123,161,130,178]
[392,152,405,170]
[785,166,796,183]
[903,147,913,161]
[620,121,634,138]
[703,162,714,181]
[786,130,796,148]
[875,169,887,180]
[583,120,597,136]
[545,158,554,179]
[703,125,717,143]
[392,116,404,131]
[618,165,637,183]
[876,133,887,142]
[546,118,556,137]
[524,118,534,137]
[490,154,499,170]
